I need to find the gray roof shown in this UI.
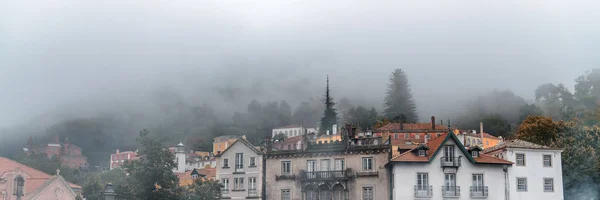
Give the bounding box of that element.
[483,139,558,153]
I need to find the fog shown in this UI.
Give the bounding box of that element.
[1,0,599,129]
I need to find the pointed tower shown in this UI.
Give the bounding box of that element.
[23,136,33,153]
[174,142,186,173]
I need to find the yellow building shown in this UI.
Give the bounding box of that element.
[453,128,501,149]
[213,135,240,155]
[315,134,342,143]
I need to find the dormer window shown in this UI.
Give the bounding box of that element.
[472,151,479,157]
[418,150,426,157]
[470,146,482,158]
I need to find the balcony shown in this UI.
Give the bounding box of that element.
[414,185,432,198]
[442,186,460,198]
[247,189,259,198]
[221,189,230,199]
[234,165,244,174]
[300,170,351,181]
[275,174,296,181]
[470,186,488,198]
[440,157,461,168]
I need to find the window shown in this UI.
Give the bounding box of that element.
[417,173,428,187]
[235,153,244,169]
[418,150,425,157]
[415,134,420,139]
[14,176,24,197]
[250,157,256,167]
[320,159,331,171]
[223,158,229,168]
[404,134,409,139]
[249,177,256,190]
[222,178,229,190]
[543,155,552,167]
[517,178,527,192]
[362,157,373,171]
[307,160,317,172]
[281,189,291,200]
[334,159,345,170]
[362,187,373,200]
[473,174,484,190]
[192,174,198,179]
[282,161,291,174]
[516,154,526,166]
[394,134,398,139]
[471,151,479,157]
[234,178,244,190]
[426,134,431,139]
[544,178,554,192]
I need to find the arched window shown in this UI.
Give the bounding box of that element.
[14,175,24,197]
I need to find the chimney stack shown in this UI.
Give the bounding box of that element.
[431,116,436,130]
[116,149,120,154]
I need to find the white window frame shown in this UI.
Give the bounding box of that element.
[281,189,291,200]
[223,158,229,168]
[543,154,552,167]
[471,151,479,157]
[222,178,229,190]
[250,157,256,167]
[404,133,409,139]
[544,178,554,192]
[362,186,374,200]
[282,161,291,175]
[362,157,373,171]
[334,158,345,171]
[234,177,244,190]
[517,177,527,192]
[516,153,526,166]
[418,150,425,157]
[249,177,256,190]
[235,153,244,169]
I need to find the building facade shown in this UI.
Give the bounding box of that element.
[272,125,318,138]
[484,140,564,200]
[216,136,264,199]
[214,135,241,155]
[390,132,513,200]
[376,116,448,145]
[109,149,138,170]
[265,125,391,200]
[0,157,81,200]
[23,136,88,169]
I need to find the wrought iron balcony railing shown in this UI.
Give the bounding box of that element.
[440,157,461,167]
[414,185,433,198]
[221,189,230,198]
[470,186,488,198]
[442,186,460,198]
[300,170,350,181]
[248,189,258,197]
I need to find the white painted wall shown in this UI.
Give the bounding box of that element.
[272,127,304,138]
[502,148,564,200]
[216,141,263,199]
[392,139,508,200]
[175,151,186,173]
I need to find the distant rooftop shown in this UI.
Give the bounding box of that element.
[214,135,242,139]
[274,125,303,129]
[483,139,560,153]
[378,123,447,132]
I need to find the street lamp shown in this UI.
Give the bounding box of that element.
[101,183,117,200]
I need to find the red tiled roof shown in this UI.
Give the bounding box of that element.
[196,167,216,180]
[0,157,82,193]
[378,123,447,131]
[273,135,304,150]
[390,133,512,165]
[391,139,420,150]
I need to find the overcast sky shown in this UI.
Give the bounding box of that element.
[1,0,599,127]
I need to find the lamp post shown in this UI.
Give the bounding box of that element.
[102,183,117,200]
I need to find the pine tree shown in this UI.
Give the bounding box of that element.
[320,76,338,133]
[383,69,418,122]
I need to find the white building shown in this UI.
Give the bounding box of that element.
[272,125,317,138]
[484,139,564,200]
[174,142,186,173]
[216,136,264,199]
[390,132,513,200]
[186,157,217,171]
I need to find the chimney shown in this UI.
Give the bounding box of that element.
[116,149,120,154]
[431,116,436,130]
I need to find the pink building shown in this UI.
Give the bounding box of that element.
[24,136,88,169]
[109,149,138,170]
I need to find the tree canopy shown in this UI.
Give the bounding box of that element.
[383,69,418,122]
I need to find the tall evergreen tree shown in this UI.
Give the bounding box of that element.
[320,76,338,133]
[383,69,418,122]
